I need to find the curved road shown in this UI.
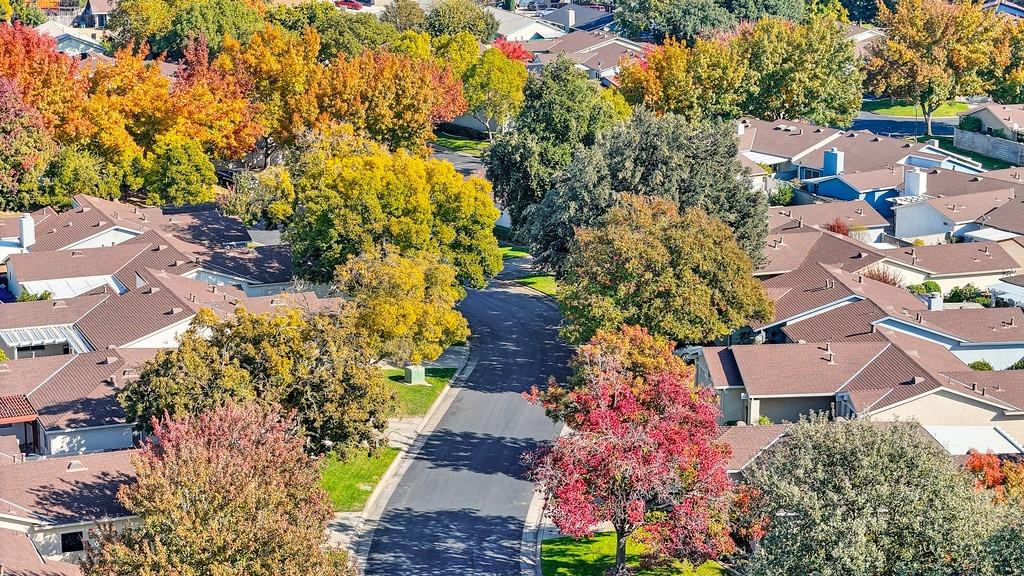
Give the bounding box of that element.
[364,266,571,575]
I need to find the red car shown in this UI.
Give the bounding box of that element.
[335,0,362,9]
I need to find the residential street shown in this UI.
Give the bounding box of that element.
[851,110,956,137]
[363,263,571,575]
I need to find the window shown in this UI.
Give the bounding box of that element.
[61,531,84,553]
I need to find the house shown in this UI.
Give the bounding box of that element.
[78,0,115,28]
[879,242,1019,293]
[797,133,982,182]
[985,0,1024,18]
[737,118,843,180]
[975,195,1024,242]
[892,186,1017,243]
[716,424,788,478]
[758,227,886,278]
[539,3,612,32]
[34,21,106,56]
[521,30,644,82]
[0,350,155,455]
[845,23,885,57]
[0,295,106,360]
[487,7,565,40]
[0,450,136,567]
[769,200,889,243]
[960,103,1024,140]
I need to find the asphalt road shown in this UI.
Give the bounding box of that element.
[851,111,956,138]
[431,145,486,176]
[363,262,571,576]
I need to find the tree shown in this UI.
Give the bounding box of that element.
[946,283,989,304]
[317,48,467,152]
[142,131,216,206]
[866,0,1003,135]
[526,109,768,274]
[81,402,359,576]
[736,14,863,127]
[484,57,626,229]
[619,38,747,122]
[33,145,122,209]
[119,307,396,456]
[154,0,264,58]
[742,416,994,576]
[335,247,470,364]
[0,23,87,140]
[381,0,426,32]
[970,360,995,371]
[824,216,850,235]
[269,2,400,61]
[221,166,295,228]
[615,0,735,42]
[493,37,531,62]
[558,196,772,344]
[991,18,1024,105]
[430,31,479,79]
[285,125,501,285]
[725,0,805,20]
[108,0,175,52]
[9,0,44,25]
[0,76,54,210]
[463,47,527,138]
[526,326,734,574]
[425,0,498,42]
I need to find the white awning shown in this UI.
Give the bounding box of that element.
[924,425,1024,456]
[965,228,1020,242]
[741,151,790,166]
[0,324,92,353]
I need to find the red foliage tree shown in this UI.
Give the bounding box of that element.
[0,76,54,207]
[525,326,734,574]
[824,216,850,236]
[965,449,1024,503]
[493,37,532,63]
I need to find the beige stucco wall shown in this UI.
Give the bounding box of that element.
[870,388,1024,444]
[1000,238,1024,268]
[30,518,134,562]
[883,261,1014,293]
[750,396,834,425]
[717,387,747,425]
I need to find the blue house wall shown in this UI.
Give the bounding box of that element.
[814,180,899,217]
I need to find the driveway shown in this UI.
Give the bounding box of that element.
[431,145,485,176]
[851,110,956,138]
[363,262,571,575]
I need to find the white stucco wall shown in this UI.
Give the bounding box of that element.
[894,203,952,240]
[30,517,134,562]
[44,424,134,455]
[870,388,1024,444]
[61,228,140,250]
[122,317,194,348]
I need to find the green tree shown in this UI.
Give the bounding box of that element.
[142,131,216,206]
[108,0,175,51]
[615,0,735,42]
[431,31,479,79]
[269,2,399,60]
[425,0,498,42]
[464,47,528,138]
[737,14,863,127]
[285,126,501,285]
[336,247,470,364]
[81,402,359,576]
[382,0,427,32]
[726,0,805,20]
[526,109,768,274]
[743,416,994,576]
[220,166,295,228]
[866,0,1002,135]
[10,0,45,24]
[969,360,994,371]
[558,195,772,344]
[484,57,626,229]
[119,307,396,456]
[991,19,1024,104]
[33,145,122,209]
[157,0,264,58]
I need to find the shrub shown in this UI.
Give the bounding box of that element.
[947,283,989,305]
[1010,357,1024,370]
[768,185,793,207]
[17,289,52,301]
[825,217,850,236]
[757,415,773,425]
[959,115,982,133]
[907,280,942,295]
[969,360,994,371]
[861,265,903,286]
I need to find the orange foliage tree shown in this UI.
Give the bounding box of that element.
[966,450,1024,504]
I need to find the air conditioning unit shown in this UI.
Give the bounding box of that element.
[740,393,749,400]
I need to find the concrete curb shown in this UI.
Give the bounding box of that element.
[519,423,570,576]
[350,338,481,569]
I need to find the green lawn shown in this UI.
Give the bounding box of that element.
[501,245,530,259]
[384,367,456,418]
[516,274,557,297]
[862,99,968,118]
[320,448,400,512]
[914,135,1015,170]
[434,132,489,156]
[542,533,726,576]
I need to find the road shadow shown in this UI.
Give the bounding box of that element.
[414,428,542,478]
[366,507,525,575]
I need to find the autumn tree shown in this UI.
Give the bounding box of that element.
[221,166,295,228]
[526,326,734,574]
[0,23,87,140]
[430,31,479,79]
[866,0,1002,135]
[559,196,771,344]
[81,402,359,576]
[0,76,54,210]
[484,57,627,229]
[425,0,498,42]
[619,37,747,122]
[110,0,264,58]
[9,0,44,25]
[463,47,528,138]
[493,37,531,62]
[966,450,1024,504]
[991,18,1024,104]
[743,416,994,576]
[269,2,400,60]
[824,216,850,236]
[526,109,768,273]
[381,0,426,32]
[119,307,396,456]
[285,125,501,285]
[335,247,470,364]
[142,131,217,206]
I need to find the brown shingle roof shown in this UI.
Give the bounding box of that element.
[738,117,841,160]
[977,196,1024,235]
[700,346,743,388]
[912,308,1024,343]
[0,528,81,576]
[195,244,293,285]
[769,200,888,233]
[797,131,938,173]
[781,298,890,343]
[917,189,1017,223]
[966,103,1024,132]
[759,229,885,277]
[939,370,1024,411]
[882,242,1019,275]
[0,295,107,330]
[717,425,788,472]
[730,341,889,396]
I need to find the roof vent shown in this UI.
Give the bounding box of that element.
[0,364,9,373]
[71,250,83,257]
[94,220,107,227]
[145,286,160,294]
[157,244,168,251]
[174,260,186,267]
[52,300,66,308]
[77,207,90,213]
[64,221,73,228]
[104,356,117,365]
[169,307,183,314]
[67,460,87,472]
[912,376,925,385]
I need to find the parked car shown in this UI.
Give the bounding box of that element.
[334,0,362,9]
[359,0,374,5]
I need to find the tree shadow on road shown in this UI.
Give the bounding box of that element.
[414,428,546,478]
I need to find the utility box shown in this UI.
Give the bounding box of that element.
[404,365,426,385]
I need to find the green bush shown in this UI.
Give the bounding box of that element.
[946,283,989,305]
[959,115,982,133]
[908,280,942,295]
[769,185,794,207]
[969,360,993,371]
[17,289,52,302]
[1010,357,1024,370]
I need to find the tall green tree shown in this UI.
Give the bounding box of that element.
[615,0,735,42]
[463,47,528,138]
[866,0,1002,135]
[119,307,396,457]
[269,2,399,60]
[558,195,771,344]
[82,402,359,576]
[142,131,216,206]
[526,109,768,274]
[111,0,264,58]
[743,416,994,576]
[33,145,122,209]
[484,57,627,230]
[726,0,805,20]
[285,126,501,285]
[425,0,498,42]
[382,0,427,32]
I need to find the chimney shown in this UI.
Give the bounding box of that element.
[823,147,845,177]
[916,312,923,322]
[904,168,927,197]
[566,7,575,30]
[19,213,34,249]
[736,121,745,136]
[825,351,835,364]
[927,138,939,148]
[927,293,943,311]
